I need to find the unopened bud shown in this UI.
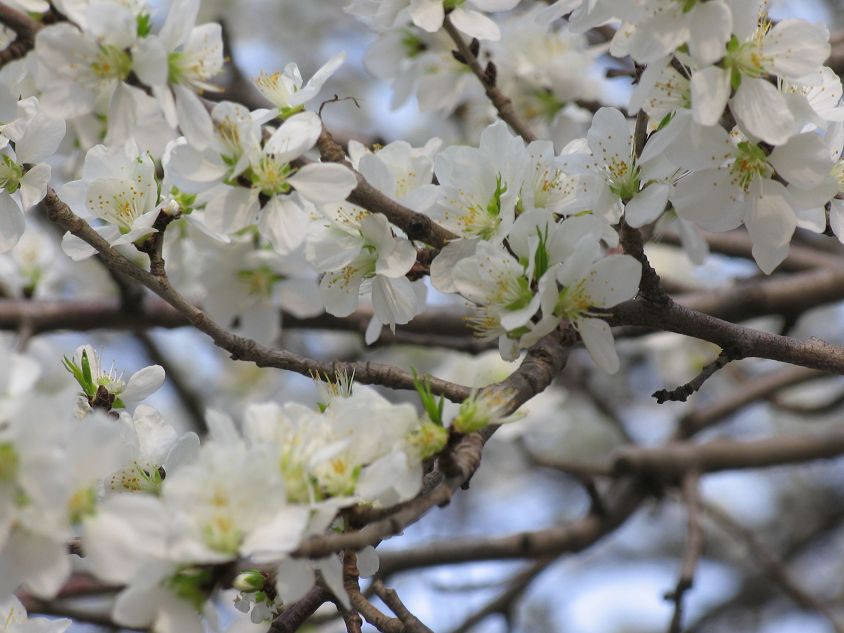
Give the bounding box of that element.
[233,570,266,593]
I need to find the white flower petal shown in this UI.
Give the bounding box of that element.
[264,111,322,163]
[123,365,165,404]
[259,195,309,254]
[450,7,501,41]
[579,317,620,374]
[371,275,418,325]
[0,193,24,252]
[288,163,357,204]
[731,77,795,146]
[624,182,669,228]
[688,1,732,65]
[691,66,730,127]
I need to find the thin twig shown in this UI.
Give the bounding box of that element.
[372,580,434,633]
[441,14,536,143]
[702,502,844,633]
[665,472,703,633]
[653,347,739,404]
[448,558,555,633]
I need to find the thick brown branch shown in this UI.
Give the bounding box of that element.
[611,298,844,375]
[620,221,670,305]
[377,479,644,574]
[0,3,41,41]
[612,429,844,481]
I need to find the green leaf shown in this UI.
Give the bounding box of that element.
[412,368,444,426]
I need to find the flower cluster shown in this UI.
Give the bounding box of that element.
[1,345,446,632]
[1,0,843,628]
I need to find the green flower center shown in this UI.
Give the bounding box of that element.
[730,141,772,192]
[68,486,97,524]
[237,265,283,299]
[554,278,591,321]
[0,155,22,193]
[92,45,132,80]
[250,156,293,196]
[606,158,640,203]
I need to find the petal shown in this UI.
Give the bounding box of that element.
[264,111,322,163]
[14,114,65,164]
[293,51,346,106]
[691,66,731,127]
[159,0,200,50]
[132,36,168,87]
[83,494,169,585]
[240,507,310,561]
[670,168,743,232]
[579,317,620,374]
[624,182,669,228]
[688,1,732,65]
[430,238,477,293]
[0,530,69,599]
[764,20,829,80]
[275,559,315,604]
[259,195,308,254]
[173,85,213,151]
[410,0,444,32]
[450,7,501,41]
[587,107,632,170]
[584,254,641,308]
[745,181,797,275]
[320,266,365,317]
[204,186,259,234]
[829,199,844,245]
[0,193,24,252]
[769,132,834,188]
[20,163,50,211]
[288,163,357,204]
[371,275,418,325]
[61,231,97,260]
[123,365,165,404]
[731,78,796,146]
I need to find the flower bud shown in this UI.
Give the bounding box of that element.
[233,570,266,593]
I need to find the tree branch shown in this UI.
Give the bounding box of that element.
[268,585,333,633]
[611,298,844,375]
[652,347,739,404]
[43,189,472,402]
[441,14,537,143]
[311,130,457,248]
[293,327,576,559]
[665,472,703,633]
[612,429,844,481]
[703,502,844,633]
[372,580,434,633]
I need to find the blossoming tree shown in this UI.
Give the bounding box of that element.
[2,0,844,631]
